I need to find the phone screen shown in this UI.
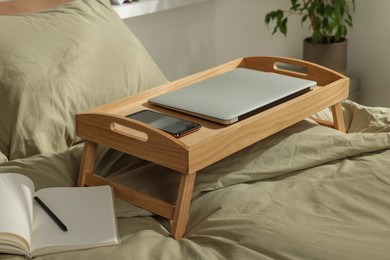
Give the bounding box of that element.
[126,110,201,137]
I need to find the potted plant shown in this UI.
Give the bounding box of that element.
[265,0,355,74]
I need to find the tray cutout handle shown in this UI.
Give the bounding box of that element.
[110,122,148,142]
[273,61,308,77]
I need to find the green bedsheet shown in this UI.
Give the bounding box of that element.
[1,100,390,259]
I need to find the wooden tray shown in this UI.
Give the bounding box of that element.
[76,56,349,239]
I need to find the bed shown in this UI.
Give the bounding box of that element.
[1,0,390,259]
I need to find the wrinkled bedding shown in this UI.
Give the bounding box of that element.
[2,1,389,259]
[1,100,390,259]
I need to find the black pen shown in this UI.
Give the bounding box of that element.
[34,196,68,232]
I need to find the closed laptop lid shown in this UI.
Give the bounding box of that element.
[149,68,316,124]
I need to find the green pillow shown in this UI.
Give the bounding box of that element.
[0,0,167,160]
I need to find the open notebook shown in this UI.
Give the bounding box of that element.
[0,173,119,258]
[149,68,316,124]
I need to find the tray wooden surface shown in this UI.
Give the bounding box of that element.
[77,56,349,239]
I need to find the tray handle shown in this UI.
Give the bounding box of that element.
[241,56,346,86]
[76,112,190,172]
[110,122,149,142]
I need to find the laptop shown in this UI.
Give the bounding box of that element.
[148,68,316,125]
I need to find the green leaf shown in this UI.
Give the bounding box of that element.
[301,15,308,25]
[264,0,355,40]
[265,13,271,24]
[280,18,288,35]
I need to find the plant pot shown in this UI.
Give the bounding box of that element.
[303,37,347,74]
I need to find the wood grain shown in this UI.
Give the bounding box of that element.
[77,56,349,239]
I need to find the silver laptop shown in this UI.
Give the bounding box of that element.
[149,68,316,125]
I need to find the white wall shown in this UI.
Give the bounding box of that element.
[213,0,308,63]
[347,0,390,107]
[124,0,390,107]
[123,1,217,81]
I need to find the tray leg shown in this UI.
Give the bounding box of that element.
[171,172,196,239]
[331,102,346,133]
[78,141,97,187]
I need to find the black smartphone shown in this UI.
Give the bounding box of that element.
[126,110,201,138]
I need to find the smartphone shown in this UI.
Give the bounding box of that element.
[126,110,201,138]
